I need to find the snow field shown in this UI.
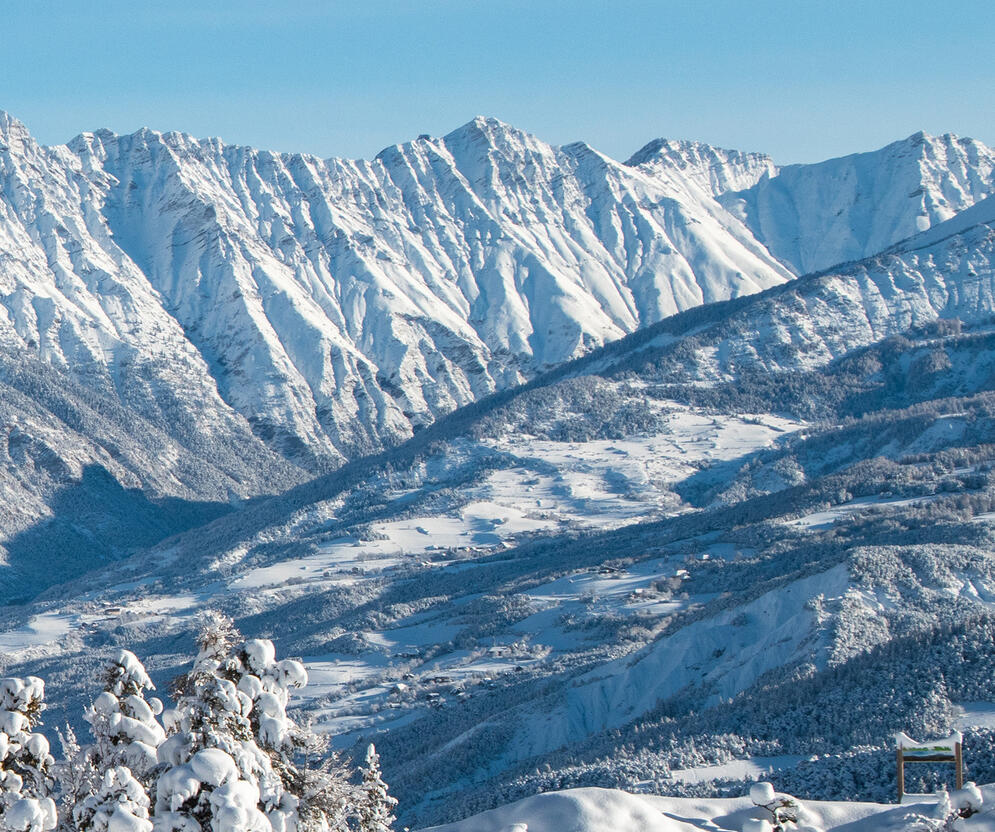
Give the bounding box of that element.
[419,785,995,832]
[786,494,940,531]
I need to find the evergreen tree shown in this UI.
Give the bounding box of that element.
[72,767,151,832]
[0,677,57,832]
[85,651,165,785]
[355,746,395,832]
[154,613,294,832]
[230,641,351,832]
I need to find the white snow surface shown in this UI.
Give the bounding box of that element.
[418,785,995,832]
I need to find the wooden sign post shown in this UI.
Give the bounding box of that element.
[895,732,964,803]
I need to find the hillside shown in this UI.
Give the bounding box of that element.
[2,114,995,827]
[0,192,990,826]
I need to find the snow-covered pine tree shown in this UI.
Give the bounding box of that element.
[154,612,293,832]
[355,745,395,832]
[72,767,151,832]
[0,677,57,832]
[85,651,166,785]
[230,640,351,832]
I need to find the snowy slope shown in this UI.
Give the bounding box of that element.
[0,112,288,463]
[0,109,809,590]
[0,113,304,596]
[627,138,777,197]
[8,303,995,827]
[575,194,995,387]
[721,131,995,274]
[421,786,995,832]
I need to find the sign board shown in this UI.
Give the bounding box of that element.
[895,732,963,802]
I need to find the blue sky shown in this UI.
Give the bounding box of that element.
[1,0,992,164]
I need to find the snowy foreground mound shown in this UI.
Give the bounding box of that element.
[421,785,995,832]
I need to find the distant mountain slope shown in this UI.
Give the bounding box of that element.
[3,111,995,467]
[0,113,304,597]
[0,345,301,600]
[64,116,790,459]
[568,189,995,388]
[719,131,995,274]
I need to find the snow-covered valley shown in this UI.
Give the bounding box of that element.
[0,404,802,737]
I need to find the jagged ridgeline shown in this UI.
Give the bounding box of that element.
[2,111,995,829]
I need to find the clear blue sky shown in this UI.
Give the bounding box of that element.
[1,0,992,164]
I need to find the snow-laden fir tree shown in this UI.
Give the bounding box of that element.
[86,651,166,785]
[72,768,151,832]
[54,652,167,832]
[0,677,57,832]
[355,745,395,832]
[230,641,352,832]
[154,612,297,832]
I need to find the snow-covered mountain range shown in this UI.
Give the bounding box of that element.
[4,110,995,828]
[1,111,794,472]
[4,110,993,479]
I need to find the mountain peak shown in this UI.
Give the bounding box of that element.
[443,115,532,148]
[625,137,683,167]
[626,137,776,197]
[723,130,995,275]
[0,110,35,152]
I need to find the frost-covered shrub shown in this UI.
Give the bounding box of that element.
[951,781,983,817]
[907,783,984,832]
[748,782,822,832]
[53,725,98,830]
[932,782,984,825]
